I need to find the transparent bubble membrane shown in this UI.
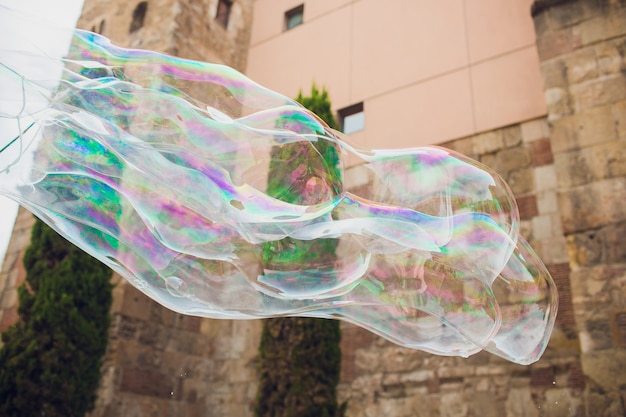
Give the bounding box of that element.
[0,15,557,365]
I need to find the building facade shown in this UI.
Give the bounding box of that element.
[247,2,626,415]
[0,0,624,416]
[247,0,547,149]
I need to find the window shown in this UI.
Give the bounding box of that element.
[92,20,106,34]
[338,102,365,134]
[129,2,148,33]
[284,5,304,31]
[216,0,233,28]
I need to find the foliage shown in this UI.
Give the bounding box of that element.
[256,84,344,417]
[256,317,343,417]
[295,84,339,129]
[0,219,112,417]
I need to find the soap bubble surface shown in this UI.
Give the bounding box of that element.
[0,8,557,365]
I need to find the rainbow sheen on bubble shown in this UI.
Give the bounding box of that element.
[0,15,557,365]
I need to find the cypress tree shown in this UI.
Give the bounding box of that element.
[255,85,345,417]
[0,219,112,417]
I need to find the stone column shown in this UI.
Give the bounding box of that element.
[532,1,626,414]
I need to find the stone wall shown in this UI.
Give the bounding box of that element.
[532,0,626,414]
[76,1,260,415]
[92,281,260,416]
[78,0,252,72]
[0,1,259,417]
[173,0,253,71]
[337,116,585,417]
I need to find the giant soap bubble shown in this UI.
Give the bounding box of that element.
[0,6,557,365]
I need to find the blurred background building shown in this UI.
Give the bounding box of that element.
[0,0,625,415]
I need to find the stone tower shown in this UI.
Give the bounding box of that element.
[0,1,260,416]
[77,2,260,416]
[79,0,252,72]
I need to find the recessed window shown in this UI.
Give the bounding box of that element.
[338,102,364,134]
[129,2,148,33]
[285,5,304,31]
[216,0,233,28]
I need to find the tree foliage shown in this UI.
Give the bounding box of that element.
[255,84,344,417]
[0,219,112,417]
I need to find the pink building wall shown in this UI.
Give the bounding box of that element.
[247,0,547,149]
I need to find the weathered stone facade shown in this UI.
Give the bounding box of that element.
[337,116,586,417]
[79,0,252,72]
[93,282,260,416]
[78,1,259,415]
[0,1,260,417]
[533,0,626,414]
[0,0,624,416]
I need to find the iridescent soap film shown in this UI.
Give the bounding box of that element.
[0,12,557,365]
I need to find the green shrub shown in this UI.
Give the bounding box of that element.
[0,219,112,417]
[255,85,344,417]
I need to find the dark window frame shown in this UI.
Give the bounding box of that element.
[216,0,233,28]
[284,4,304,31]
[338,102,365,134]
[129,2,148,33]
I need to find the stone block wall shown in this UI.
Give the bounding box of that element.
[337,116,585,417]
[532,0,626,414]
[0,1,260,416]
[76,1,261,415]
[173,0,253,71]
[90,279,260,417]
[79,0,252,72]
